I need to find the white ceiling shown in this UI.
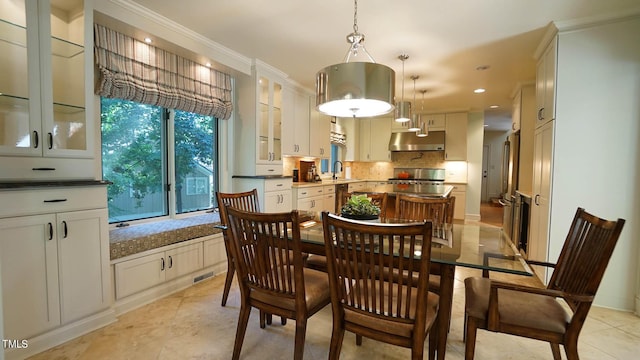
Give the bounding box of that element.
[129,0,640,131]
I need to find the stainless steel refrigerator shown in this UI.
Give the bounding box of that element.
[499,132,519,242]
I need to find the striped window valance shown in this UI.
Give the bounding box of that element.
[94,24,233,119]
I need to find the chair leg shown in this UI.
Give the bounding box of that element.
[329,326,345,360]
[550,343,562,360]
[293,317,307,360]
[281,316,287,325]
[232,304,251,360]
[259,310,266,329]
[428,320,438,360]
[356,334,363,346]
[563,340,579,360]
[221,258,235,306]
[464,318,478,360]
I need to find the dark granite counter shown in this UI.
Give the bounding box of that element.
[0,180,112,189]
[109,213,222,260]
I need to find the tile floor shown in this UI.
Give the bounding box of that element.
[28,223,640,360]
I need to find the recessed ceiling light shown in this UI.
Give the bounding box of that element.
[489,105,499,109]
[144,37,152,43]
[483,124,489,127]
[474,88,486,93]
[205,62,212,67]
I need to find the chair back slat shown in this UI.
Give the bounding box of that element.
[322,212,432,321]
[395,195,450,225]
[227,208,303,300]
[216,189,260,226]
[547,208,625,310]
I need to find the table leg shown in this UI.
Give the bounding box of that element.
[436,264,455,360]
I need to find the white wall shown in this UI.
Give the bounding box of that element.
[549,16,640,310]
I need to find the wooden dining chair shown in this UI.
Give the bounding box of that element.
[321,212,440,360]
[216,189,260,307]
[306,191,389,273]
[393,195,453,292]
[226,207,331,360]
[463,207,625,360]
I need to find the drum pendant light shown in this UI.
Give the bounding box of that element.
[407,75,421,131]
[315,0,395,118]
[395,54,411,123]
[417,90,429,137]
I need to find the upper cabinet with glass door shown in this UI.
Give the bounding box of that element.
[0,0,94,180]
[235,60,287,176]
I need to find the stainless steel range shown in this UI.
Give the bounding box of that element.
[388,168,450,197]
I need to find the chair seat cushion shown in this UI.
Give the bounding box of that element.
[250,268,330,312]
[465,277,571,334]
[343,282,439,338]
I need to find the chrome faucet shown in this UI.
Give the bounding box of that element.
[332,160,343,180]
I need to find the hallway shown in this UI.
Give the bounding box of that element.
[479,201,503,228]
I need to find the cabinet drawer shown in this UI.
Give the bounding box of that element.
[324,185,335,194]
[449,184,466,192]
[0,187,107,218]
[256,164,283,176]
[296,186,324,199]
[265,178,292,192]
[0,157,95,181]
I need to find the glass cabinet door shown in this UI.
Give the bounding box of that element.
[46,0,86,153]
[272,82,282,161]
[258,76,270,162]
[0,0,40,154]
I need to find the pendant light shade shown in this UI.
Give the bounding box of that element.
[395,54,410,122]
[416,89,429,137]
[407,75,420,131]
[316,0,395,118]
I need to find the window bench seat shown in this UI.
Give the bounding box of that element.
[109,213,222,260]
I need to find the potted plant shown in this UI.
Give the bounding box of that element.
[340,194,381,221]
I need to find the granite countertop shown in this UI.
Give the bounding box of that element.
[109,212,222,260]
[292,179,368,188]
[0,180,112,189]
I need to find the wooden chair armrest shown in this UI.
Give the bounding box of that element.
[486,280,593,329]
[524,259,556,268]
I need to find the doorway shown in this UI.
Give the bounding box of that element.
[481,144,490,201]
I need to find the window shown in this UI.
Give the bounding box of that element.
[101,98,218,223]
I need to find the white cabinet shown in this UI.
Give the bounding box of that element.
[447,184,467,220]
[0,0,95,180]
[203,234,226,270]
[282,89,310,156]
[359,116,392,161]
[309,104,331,158]
[235,60,287,176]
[292,185,335,212]
[422,114,446,131]
[444,112,467,161]
[535,36,557,128]
[0,186,110,342]
[114,242,204,299]
[528,120,554,278]
[233,177,292,213]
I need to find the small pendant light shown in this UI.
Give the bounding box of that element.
[407,75,420,131]
[416,90,429,137]
[395,54,410,122]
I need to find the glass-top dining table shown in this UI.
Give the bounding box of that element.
[296,212,533,360]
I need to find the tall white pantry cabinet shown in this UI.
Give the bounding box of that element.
[528,15,640,311]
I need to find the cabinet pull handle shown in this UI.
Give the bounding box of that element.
[62,221,68,238]
[168,255,173,268]
[538,108,544,120]
[161,257,165,271]
[276,183,283,187]
[534,194,540,206]
[48,222,53,240]
[48,133,53,150]
[44,199,67,203]
[33,131,39,149]
[268,168,274,172]
[32,167,56,171]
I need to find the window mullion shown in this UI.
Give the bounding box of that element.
[166,109,176,217]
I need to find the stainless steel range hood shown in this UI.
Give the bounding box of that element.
[388,131,445,151]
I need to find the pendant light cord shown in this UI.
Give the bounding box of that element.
[353,0,359,34]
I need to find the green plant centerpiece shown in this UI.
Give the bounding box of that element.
[340,194,381,220]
